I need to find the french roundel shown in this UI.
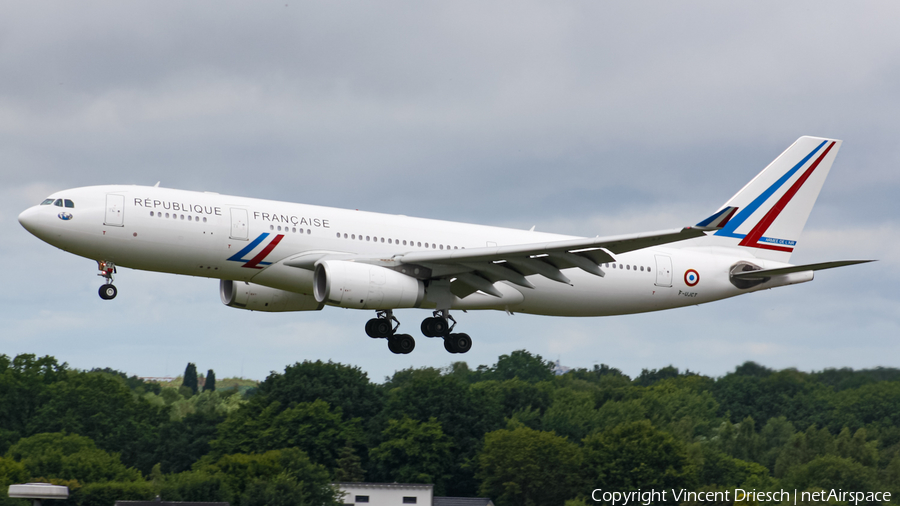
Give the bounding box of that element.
[684,269,700,287]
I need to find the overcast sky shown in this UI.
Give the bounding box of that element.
[2,1,898,383]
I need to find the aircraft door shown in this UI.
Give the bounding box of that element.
[230,208,249,240]
[654,254,673,287]
[104,194,125,227]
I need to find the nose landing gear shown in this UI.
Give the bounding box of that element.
[366,310,415,354]
[97,261,117,300]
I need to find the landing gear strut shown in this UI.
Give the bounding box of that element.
[421,310,473,354]
[366,310,415,354]
[97,261,117,300]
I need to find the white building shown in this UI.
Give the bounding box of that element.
[336,482,433,506]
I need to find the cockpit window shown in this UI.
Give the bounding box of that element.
[41,199,54,205]
[53,199,63,207]
[64,199,74,208]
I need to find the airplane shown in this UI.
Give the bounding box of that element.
[18,136,872,355]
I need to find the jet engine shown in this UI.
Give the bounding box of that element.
[314,260,425,309]
[220,280,323,312]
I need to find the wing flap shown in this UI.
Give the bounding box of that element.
[397,227,705,284]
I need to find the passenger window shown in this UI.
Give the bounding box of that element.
[64,199,74,208]
[41,199,54,205]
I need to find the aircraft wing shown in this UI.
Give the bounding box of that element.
[392,227,707,297]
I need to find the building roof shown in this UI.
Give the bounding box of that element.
[433,498,495,506]
[334,482,434,491]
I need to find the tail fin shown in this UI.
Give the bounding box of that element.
[696,136,842,262]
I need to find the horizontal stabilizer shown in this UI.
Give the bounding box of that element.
[696,206,738,231]
[731,260,874,279]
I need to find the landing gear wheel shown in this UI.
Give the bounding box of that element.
[421,317,449,337]
[444,333,471,354]
[451,333,472,353]
[373,319,392,338]
[366,318,392,338]
[388,337,402,354]
[393,334,415,354]
[99,284,117,300]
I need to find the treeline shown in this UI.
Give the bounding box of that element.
[1,352,900,505]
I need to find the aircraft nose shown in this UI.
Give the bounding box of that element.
[18,206,43,235]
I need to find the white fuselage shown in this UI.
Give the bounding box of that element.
[18,185,809,317]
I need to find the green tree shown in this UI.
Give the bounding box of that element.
[182,363,199,396]
[76,481,155,505]
[784,455,878,492]
[27,371,168,473]
[368,417,452,494]
[472,378,552,425]
[203,369,217,393]
[477,350,555,383]
[158,470,229,502]
[6,432,142,484]
[194,448,341,505]
[834,427,878,467]
[380,368,503,496]
[333,445,365,482]
[541,388,598,442]
[211,399,360,471]
[477,426,583,506]
[0,354,68,452]
[582,421,697,495]
[154,411,226,474]
[256,360,382,422]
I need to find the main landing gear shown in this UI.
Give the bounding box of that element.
[365,309,473,355]
[422,310,473,354]
[366,310,416,355]
[97,261,118,300]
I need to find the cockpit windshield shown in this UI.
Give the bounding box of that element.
[41,198,74,208]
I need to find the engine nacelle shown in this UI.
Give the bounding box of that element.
[220,280,323,312]
[314,260,425,309]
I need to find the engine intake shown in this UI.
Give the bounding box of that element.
[220,280,323,312]
[314,260,425,309]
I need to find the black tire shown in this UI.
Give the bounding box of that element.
[444,337,457,353]
[395,334,415,354]
[387,337,402,354]
[452,333,472,353]
[99,284,117,300]
[373,319,392,338]
[365,319,379,338]
[432,317,449,336]
[421,318,435,337]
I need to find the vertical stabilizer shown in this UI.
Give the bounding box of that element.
[697,136,841,262]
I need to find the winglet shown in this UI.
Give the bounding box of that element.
[695,206,738,231]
